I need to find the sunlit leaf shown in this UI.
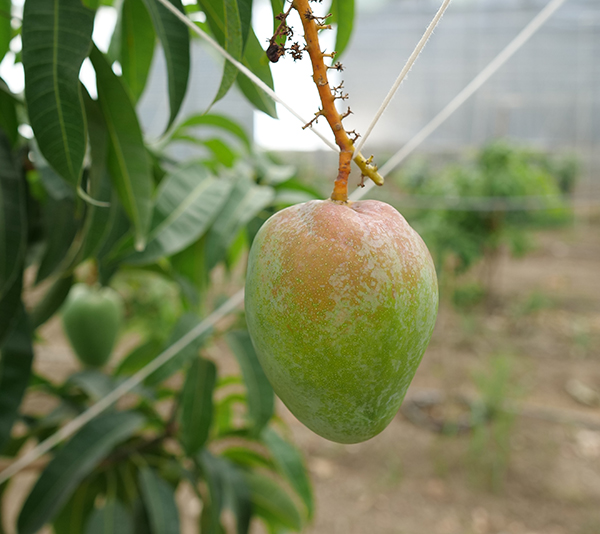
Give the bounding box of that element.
[142,0,190,129]
[120,0,156,102]
[21,0,94,186]
[330,0,355,59]
[17,411,145,534]
[178,356,216,455]
[0,0,11,63]
[0,306,33,453]
[138,466,180,534]
[226,330,274,434]
[90,45,153,250]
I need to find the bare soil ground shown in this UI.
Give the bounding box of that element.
[3,215,600,534]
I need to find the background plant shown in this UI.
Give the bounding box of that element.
[0,0,350,532]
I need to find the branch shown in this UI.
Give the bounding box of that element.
[292,0,383,201]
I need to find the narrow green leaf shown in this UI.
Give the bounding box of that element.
[221,446,273,470]
[89,45,153,250]
[205,177,274,270]
[114,338,162,376]
[68,370,116,402]
[0,271,22,345]
[0,129,26,299]
[198,451,252,534]
[85,498,134,534]
[225,330,274,434]
[122,164,232,265]
[77,90,114,263]
[0,78,19,147]
[237,0,252,51]
[236,29,277,118]
[171,113,251,151]
[30,273,74,329]
[21,0,94,186]
[53,477,103,534]
[17,411,145,534]
[138,467,180,534]
[330,0,355,59]
[242,471,302,531]
[120,0,156,102]
[141,0,190,129]
[0,306,33,452]
[179,356,216,455]
[145,313,210,386]
[0,0,11,63]
[261,428,313,519]
[35,193,79,284]
[213,0,242,105]
[203,138,238,167]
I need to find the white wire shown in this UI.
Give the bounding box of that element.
[353,0,452,156]
[0,0,568,485]
[153,0,338,152]
[350,0,569,201]
[0,290,244,485]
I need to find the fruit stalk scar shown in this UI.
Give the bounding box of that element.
[292,0,383,201]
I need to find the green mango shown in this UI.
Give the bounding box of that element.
[61,284,123,368]
[245,199,438,443]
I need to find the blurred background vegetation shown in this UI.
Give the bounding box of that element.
[1,0,599,533]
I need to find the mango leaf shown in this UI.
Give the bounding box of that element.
[242,471,302,531]
[68,370,116,402]
[203,0,242,105]
[0,306,33,453]
[120,0,156,102]
[330,0,355,59]
[145,313,210,386]
[198,451,251,534]
[77,90,114,262]
[85,498,134,534]
[90,45,153,250]
[205,176,274,270]
[21,0,94,186]
[170,113,251,151]
[236,29,276,118]
[53,477,104,534]
[122,164,232,265]
[0,0,10,63]
[114,338,162,376]
[0,273,23,346]
[138,466,180,534]
[178,356,216,455]
[141,0,190,129]
[0,130,26,299]
[261,428,313,519]
[30,273,74,329]
[17,411,146,534]
[35,192,79,284]
[225,330,273,434]
[0,78,18,147]
[221,446,273,470]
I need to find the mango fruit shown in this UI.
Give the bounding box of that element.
[61,284,123,368]
[245,199,438,443]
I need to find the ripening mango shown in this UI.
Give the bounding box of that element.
[245,199,438,443]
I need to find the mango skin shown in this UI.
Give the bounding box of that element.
[245,199,438,444]
[61,284,123,368]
